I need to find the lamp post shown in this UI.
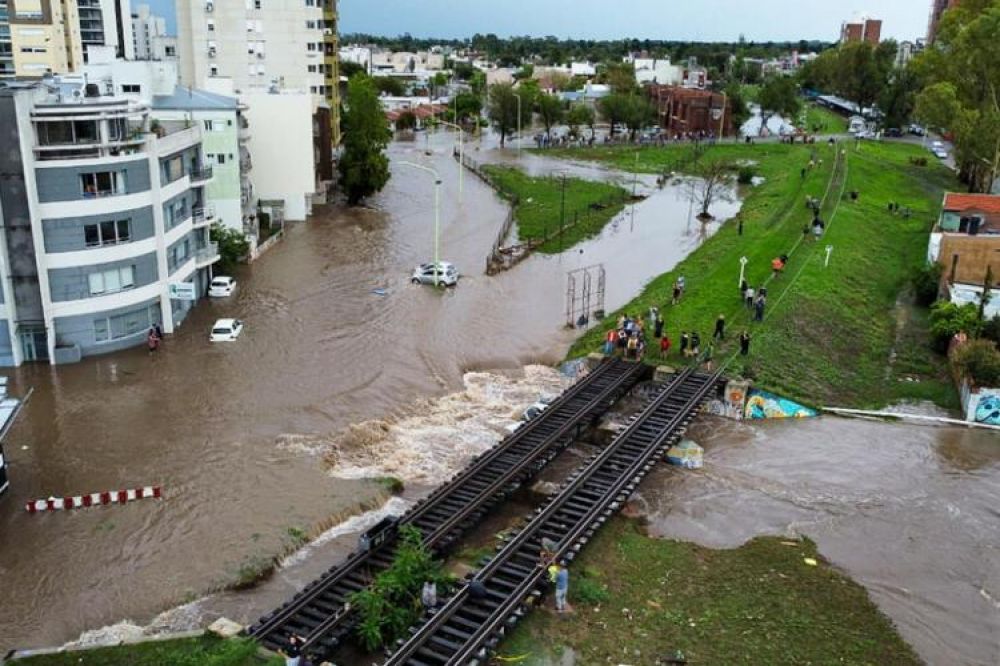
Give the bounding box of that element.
[439,119,464,200]
[399,161,443,285]
[513,92,522,158]
[738,256,748,287]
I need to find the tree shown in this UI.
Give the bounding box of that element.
[340,61,365,78]
[513,63,535,81]
[449,92,482,125]
[879,67,921,130]
[685,160,733,219]
[452,61,476,81]
[724,81,751,133]
[758,75,800,132]
[339,75,392,205]
[929,301,981,352]
[536,92,564,138]
[566,104,595,139]
[210,223,250,271]
[430,71,449,97]
[599,62,638,94]
[372,76,405,97]
[598,93,631,136]
[623,95,655,139]
[395,110,416,131]
[488,83,532,147]
[952,339,1000,387]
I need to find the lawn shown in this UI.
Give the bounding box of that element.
[550,140,958,408]
[479,164,629,253]
[804,103,849,134]
[498,517,923,666]
[13,635,281,666]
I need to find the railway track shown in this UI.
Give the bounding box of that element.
[382,367,722,666]
[248,358,648,657]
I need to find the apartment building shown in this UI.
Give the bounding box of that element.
[928,0,960,43]
[0,0,14,78]
[131,3,176,60]
[176,0,340,144]
[0,79,218,365]
[840,15,882,45]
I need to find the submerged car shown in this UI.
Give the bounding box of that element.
[210,318,244,342]
[411,261,459,287]
[208,276,236,297]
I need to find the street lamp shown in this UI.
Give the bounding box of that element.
[738,256,748,288]
[513,92,522,158]
[399,161,443,286]
[439,119,464,200]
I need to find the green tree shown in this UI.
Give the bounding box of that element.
[623,95,655,139]
[536,92,564,138]
[449,92,482,125]
[835,41,896,113]
[430,71,449,97]
[395,110,416,131]
[338,75,392,205]
[929,301,981,352]
[952,339,1000,386]
[210,223,250,271]
[514,63,535,80]
[724,82,751,133]
[879,67,921,130]
[914,1,1000,192]
[599,61,638,94]
[758,75,800,130]
[598,93,631,136]
[469,70,487,95]
[488,83,532,147]
[372,76,405,96]
[566,103,596,139]
[340,60,365,78]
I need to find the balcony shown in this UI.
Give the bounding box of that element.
[239,156,252,171]
[238,124,250,142]
[189,166,213,185]
[192,205,216,227]
[195,241,220,266]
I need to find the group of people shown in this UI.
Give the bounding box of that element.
[606,311,656,360]
[741,280,769,322]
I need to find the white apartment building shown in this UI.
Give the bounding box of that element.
[131,3,176,60]
[0,79,219,365]
[176,0,329,96]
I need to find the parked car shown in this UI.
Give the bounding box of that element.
[908,124,926,136]
[885,127,903,138]
[210,318,244,342]
[411,261,459,287]
[208,276,236,297]
[934,148,949,159]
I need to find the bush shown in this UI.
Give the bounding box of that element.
[929,301,980,353]
[913,263,943,307]
[571,575,610,605]
[981,315,1000,345]
[737,166,756,185]
[952,339,1000,387]
[210,223,250,272]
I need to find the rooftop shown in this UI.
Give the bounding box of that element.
[943,193,1000,216]
[153,85,239,111]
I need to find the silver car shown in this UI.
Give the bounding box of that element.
[411,261,459,287]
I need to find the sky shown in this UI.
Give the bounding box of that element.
[146,0,928,44]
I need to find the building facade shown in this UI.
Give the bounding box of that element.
[0,81,218,366]
[648,85,734,137]
[0,0,14,78]
[840,17,882,44]
[130,3,175,60]
[928,0,960,43]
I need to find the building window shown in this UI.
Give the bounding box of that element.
[207,19,214,31]
[161,155,184,183]
[308,64,316,72]
[254,0,261,7]
[216,153,226,164]
[165,198,189,229]
[94,304,160,342]
[209,65,219,76]
[307,42,315,52]
[121,84,140,93]
[84,219,131,247]
[305,0,314,6]
[88,265,136,296]
[80,171,125,197]
[19,46,47,53]
[203,120,213,131]
[306,20,314,28]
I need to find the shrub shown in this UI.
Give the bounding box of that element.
[981,315,1000,345]
[913,263,943,307]
[953,339,1000,387]
[929,301,980,353]
[737,166,756,185]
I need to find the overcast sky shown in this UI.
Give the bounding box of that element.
[149,0,928,43]
[338,0,928,42]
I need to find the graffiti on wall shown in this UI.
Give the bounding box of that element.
[704,380,750,420]
[744,389,818,420]
[974,392,1000,425]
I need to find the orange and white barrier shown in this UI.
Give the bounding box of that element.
[25,486,162,513]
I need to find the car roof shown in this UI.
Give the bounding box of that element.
[212,276,233,282]
[214,318,237,326]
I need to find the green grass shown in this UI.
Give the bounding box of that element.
[552,140,959,408]
[14,635,281,666]
[480,164,629,253]
[499,517,922,666]
[804,104,849,134]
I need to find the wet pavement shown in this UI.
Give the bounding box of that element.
[639,416,1000,666]
[0,130,733,652]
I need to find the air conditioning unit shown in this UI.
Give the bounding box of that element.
[208,47,217,57]
[205,1,213,11]
[256,52,265,59]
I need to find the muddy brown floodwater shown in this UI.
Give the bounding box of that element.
[639,416,1000,666]
[0,131,733,652]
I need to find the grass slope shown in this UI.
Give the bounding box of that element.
[480,165,628,253]
[14,635,280,666]
[499,517,923,666]
[552,140,957,408]
[804,104,849,134]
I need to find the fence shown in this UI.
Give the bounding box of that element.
[454,149,631,275]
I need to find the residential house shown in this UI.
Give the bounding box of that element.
[927,193,1000,318]
[648,85,733,136]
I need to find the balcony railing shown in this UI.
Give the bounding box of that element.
[195,241,219,265]
[192,205,216,225]
[239,157,252,171]
[189,166,213,183]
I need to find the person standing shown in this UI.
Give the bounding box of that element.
[739,330,751,356]
[703,342,714,371]
[754,295,766,322]
[554,561,570,612]
[672,282,682,305]
[690,332,701,358]
[604,329,616,356]
[740,278,748,297]
[679,332,689,357]
[713,314,725,340]
[282,634,304,666]
[660,334,671,356]
[421,581,438,609]
[738,216,744,236]
[654,314,665,339]
[745,286,755,309]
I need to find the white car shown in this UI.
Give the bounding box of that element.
[208,276,236,297]
[411,261,459,287]
[210,318,244,342]
[934,148,949,159]
[931,140,944,150]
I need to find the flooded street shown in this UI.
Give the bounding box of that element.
[640,416,1000,666]
[0,130,726,652]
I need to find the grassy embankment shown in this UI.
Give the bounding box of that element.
[804,103,849,134]
[479,164,629,254]
[498,516,923,665]
[544,140,958,409]
[13,635,281,666]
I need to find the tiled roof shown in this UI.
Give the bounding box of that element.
[944,193,1000,215]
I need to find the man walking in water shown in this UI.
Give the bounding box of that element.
[554,561,570,612]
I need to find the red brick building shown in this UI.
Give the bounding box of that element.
[928,0,960,42]
[647,85,734,137]
[840,17,882,44]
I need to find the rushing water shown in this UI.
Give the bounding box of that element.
[639,416,1000,666]
[0,131,732,652]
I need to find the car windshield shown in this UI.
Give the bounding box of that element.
[212,280,228,287]
[212,327,230,335]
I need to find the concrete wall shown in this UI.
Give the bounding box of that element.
[35,158,151,202]
[937,234,1000,285]
[48,250,158,302]
[52,297,161,355]
[41,205,156,252]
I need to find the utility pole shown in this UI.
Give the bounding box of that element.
[559,173,567,252]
